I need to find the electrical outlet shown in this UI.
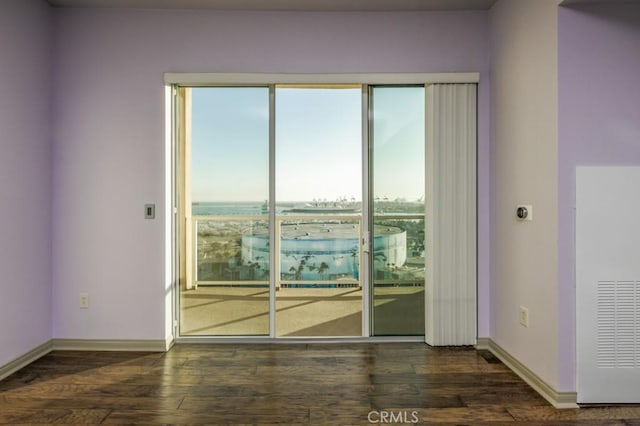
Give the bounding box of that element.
[519,306,529,327]
[80,293,89,309]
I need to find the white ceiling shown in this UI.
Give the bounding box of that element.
[46,0,499,11]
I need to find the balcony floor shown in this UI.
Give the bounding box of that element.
[179,286,424,337]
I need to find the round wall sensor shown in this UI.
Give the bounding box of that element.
[516,205,532,221]
[516,206,528,220]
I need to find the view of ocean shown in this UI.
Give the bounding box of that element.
[192,200,423,216]
[192,202,267,216]
[192,201,363,216]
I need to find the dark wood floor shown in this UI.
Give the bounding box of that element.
[1,343,640,425]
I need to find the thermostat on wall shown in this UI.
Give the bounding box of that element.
[516,205,533,221]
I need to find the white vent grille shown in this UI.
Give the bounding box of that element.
[597,280,640,368]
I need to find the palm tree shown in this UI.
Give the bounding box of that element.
[318,262,329,279]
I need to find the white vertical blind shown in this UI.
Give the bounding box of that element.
[425,83,477,346]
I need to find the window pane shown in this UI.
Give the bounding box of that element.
[275,86,363,337]
[371,86,425,336]
[181,87,270,336]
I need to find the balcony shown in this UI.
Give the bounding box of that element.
[180,213,425,337]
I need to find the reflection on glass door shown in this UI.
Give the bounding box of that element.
[274,85,363,337]
[180,87,270,336]
[371,86,425,335]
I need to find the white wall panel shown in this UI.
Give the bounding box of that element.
[577,166,640,403]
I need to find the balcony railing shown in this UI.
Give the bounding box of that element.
[186,213,424,290]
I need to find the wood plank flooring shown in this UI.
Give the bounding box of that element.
[1,343,640,424]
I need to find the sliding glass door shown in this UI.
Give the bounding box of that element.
[274,85,363,337]
[370,86,425,335]
[178,83,429,338]
[180,87,270,336]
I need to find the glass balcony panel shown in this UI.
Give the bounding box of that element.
[372,217,425,335]
[196,219,270,284]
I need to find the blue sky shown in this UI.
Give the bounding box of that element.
[275,87,361,202]
[372,86,425,202]
[191,87,269,202]
[190,86,424,203]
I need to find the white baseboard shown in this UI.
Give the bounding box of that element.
[52,339,168,352]
[165,335,175,351]
[0,339,170,381]
[476,338,578,409]
[0,340,53,381]
[475,337,491,350]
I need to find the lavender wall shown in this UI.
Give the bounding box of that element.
[51,8,490,340]
[0,0,52,366]
[558,3,640,391]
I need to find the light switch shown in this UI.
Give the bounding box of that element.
[144,204,155,219]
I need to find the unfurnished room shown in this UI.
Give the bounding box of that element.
[1,0,640,424]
